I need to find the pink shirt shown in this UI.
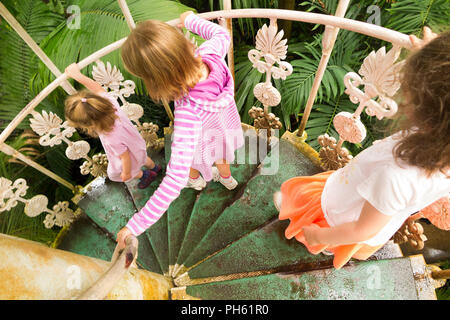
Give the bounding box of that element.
[126,14,244,237]
[98,92,147,182]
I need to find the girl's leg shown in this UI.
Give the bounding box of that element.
[213,160,237,190]
[189,168,200,179]
[144,156,156,170]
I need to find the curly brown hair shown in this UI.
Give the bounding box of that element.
[393,31,450,176]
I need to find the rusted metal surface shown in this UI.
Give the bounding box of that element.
[0,234,172,299]
[179,257,434,300]
[175,219,333,286]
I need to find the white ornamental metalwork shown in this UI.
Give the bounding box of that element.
[248,19,293,113]
[318,45,404,171]
[248,19,292,141]
[0,177,78,228]
[30,110,107,177]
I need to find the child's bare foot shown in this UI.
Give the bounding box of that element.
[138,169,157,189]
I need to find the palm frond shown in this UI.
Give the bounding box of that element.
[31,0,195,99]
[386,0,450,35]
[0,0,64,129]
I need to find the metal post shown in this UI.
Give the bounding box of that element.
[297,0,350,136]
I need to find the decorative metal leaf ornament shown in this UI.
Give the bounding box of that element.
[92,60,124,90]
[30,111,76,147]
[0,177,77,228]
[248,20,293,114]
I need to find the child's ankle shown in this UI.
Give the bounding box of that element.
[220,173,231,179]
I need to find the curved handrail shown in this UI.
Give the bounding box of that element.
[0,8,413,145]
[76,235,138,300]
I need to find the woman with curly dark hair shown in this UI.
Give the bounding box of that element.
[275,27,449,269]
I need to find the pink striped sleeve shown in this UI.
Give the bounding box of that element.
[184,13,230,58]
[126,107,202,236]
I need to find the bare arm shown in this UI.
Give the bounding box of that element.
[304,200,392,246]
[65,63,104,94]
[119,150,132,182]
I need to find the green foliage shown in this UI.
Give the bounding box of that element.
[0,0,194,244]
[32,0,194,98]
[386,0,450,35]
[0,0,64,129]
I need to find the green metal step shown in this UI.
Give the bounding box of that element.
[177,138,321,274]
[172,256,434,300]
[124,150,170,275]
[76,169,164,274]
[173,128,263,276]
[57,214,117,262]
[174,219,333,286]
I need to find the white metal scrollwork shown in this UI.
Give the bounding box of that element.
[0,177,77,228]
[318,45,403,170]
[248,19,292,140]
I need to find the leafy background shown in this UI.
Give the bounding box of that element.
[0,0,449,297]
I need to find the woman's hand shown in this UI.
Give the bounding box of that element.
[116,227,133,249]
[303,224,322,246]
[178,11,194,28]
[409,26,438,50]
[65,63,82,79]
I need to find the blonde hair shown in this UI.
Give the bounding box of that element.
[64,90,117,137]
[120,20,203,103]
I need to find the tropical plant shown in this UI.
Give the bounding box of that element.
[0,0,194,243]
[386,0,450,35]
[32,0,195,97]
[0,0,64,129]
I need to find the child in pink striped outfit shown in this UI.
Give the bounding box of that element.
[117,11,244,244]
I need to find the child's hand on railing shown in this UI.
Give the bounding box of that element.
[116,226,133,249]
[64,63,82,80]
[409,26,438,51]
[177,11,194,28]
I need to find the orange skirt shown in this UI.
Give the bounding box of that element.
[279,171,383,269]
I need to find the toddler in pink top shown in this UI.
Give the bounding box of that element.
[64,63,161,188]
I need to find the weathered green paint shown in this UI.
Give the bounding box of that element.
[136,233,163,274]
[182,258,423,300]
[181,139,321,270]
[124,150,170,275]
[175,130,262,273]
[61,127,435,300]
[57,214,116,262]
[168,188,198,272]
[78,179,137,236]
[181,219,333,282]
[146,214,170,275]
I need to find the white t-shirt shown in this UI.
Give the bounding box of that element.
[321,133,449,247]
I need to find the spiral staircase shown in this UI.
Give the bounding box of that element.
[0,1,447,300]
[54,127,438,300]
